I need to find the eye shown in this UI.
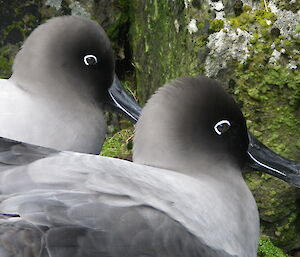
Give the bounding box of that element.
[214,120,231,136]
[83,55,98,66]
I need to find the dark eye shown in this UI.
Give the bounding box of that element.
[83,55,98,66]
[214,120,231,135]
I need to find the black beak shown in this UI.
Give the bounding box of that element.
[246,132,300,187]
[107,75,142,123]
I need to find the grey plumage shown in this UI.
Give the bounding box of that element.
[0,138,237,257]
[0,76,298,257]
[0,16,140,154]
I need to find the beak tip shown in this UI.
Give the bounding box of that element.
[287,174,300,188]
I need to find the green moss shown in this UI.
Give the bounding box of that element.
[239,50,300,248]
[101,0,130,45]
[209,19,225,32]
[243,5,252,12]
[0,45,18,78]
[100,127,134,159]
[258,236,288,257]
[130,0,210,103]
[273,212,300,250]
[245,172,298,221]
[233,0,243,16]
[235,57,300,158]
[273,0,300,12]
[229,9,276,30]
[229,3,299,165]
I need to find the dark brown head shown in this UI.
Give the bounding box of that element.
[134,76,248,171]
[134,76,300,187]
[12,16,114,100]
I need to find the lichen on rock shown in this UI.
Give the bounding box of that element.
[45,0,62,10]
[205,28,251,77]
[69,1,91,18]
[268,0,300,39]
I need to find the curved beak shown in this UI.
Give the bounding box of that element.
[107,75,142,123]
[246,132,300,187]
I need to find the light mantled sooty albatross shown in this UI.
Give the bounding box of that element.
[0,16,141,154]
[0,76,299,257]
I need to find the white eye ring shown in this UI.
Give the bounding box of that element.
[83,55,98,66]
[214,120,231,136]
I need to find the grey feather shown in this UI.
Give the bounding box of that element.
[4,76,289,257]
[0,140,241,257]
[0,16,116,154]
[1,16,141,151]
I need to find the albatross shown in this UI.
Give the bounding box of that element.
[0,76,299,257]
[0,16,141,154]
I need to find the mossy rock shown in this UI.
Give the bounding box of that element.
[130,0,210,103]
[101,127,134,160]
[209,19,225,32]
[258,236,288,257]
[0,45,18,78]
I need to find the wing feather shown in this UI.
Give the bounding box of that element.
[0,137,240,256]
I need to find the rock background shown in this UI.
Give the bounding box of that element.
[0,0,299,255]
